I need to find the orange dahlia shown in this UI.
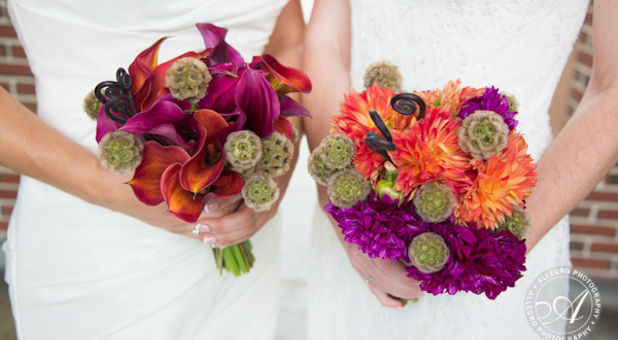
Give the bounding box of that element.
[455,131,537,230]
[390,108,472,196]
[415,79,484,117]
[332,83,409,182]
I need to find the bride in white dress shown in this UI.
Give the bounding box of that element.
[0,0,304,339]
[302,0,618,339]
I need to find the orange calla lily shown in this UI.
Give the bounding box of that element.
[129,142,190,205]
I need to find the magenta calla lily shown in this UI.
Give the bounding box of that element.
[197,23,244,72]
[280,95,310,117]
[95,105,123,143]
[122,95,203,154]
[234,67,280,138]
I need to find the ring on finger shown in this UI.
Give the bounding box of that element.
[364,276,375,284]
[192,224,201,235]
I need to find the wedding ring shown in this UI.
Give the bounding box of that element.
[192,224,201,235]
[364,276,375,284]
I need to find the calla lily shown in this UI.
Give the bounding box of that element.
[279,95,310,118]
[95,105,123,143]
[197,23,244,72]
[198,63,245,115]
[160,163,207,222]
[179,109,229,194]
[121,95,203,154]
[252,54,312,96]
[234,67,280,138]
[129,142,190,205]
[128,36,209,112]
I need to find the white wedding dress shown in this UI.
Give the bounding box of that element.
[307,1,589,339]
[3,0,288,339]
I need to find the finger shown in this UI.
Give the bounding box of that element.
[202,226,257,248]
[197,204,258,235]
[203,193,242,215]
[367,261,423,299]
[368,282,404,309]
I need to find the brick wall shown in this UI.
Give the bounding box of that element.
[566,5,618,281]
[0,1,617,280]
[0,0,32,241]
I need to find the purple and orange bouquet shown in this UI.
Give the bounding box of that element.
[309,65,534,299]
[85,23,311,276]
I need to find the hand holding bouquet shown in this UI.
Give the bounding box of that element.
[309,63,534,299]
[85,23,311,276]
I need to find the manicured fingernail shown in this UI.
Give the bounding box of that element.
[197,224,209,233]
[204,237,216,245]
[204,202,217,213]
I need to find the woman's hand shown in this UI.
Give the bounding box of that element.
[346,244,424,308]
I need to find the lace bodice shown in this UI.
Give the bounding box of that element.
[350,0,589,161]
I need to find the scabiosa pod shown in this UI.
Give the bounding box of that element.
[83,90,102,120]
[458,110,510,160]
[307,145,338,186]
[224,130,263,171]
[241,173,280,212]
[408,232,450,274]
[165,57,212,104]
[363,61,403,92]
[98,130,144,174]
[497,206,530,240]
[327,168,370,208]
[459,86,518,130]
[502,92,519,112]
[320,134,355,170]
[256,132,294,177]
[413,182,455,223]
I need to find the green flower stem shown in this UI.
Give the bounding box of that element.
[222,247,240,276]
[231,245,248,275]
[212,241,255,276]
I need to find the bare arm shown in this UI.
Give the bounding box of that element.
[0,87,199,237]
[526,0,618,251]
[302,0,422,308]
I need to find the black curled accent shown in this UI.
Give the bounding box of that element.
[364,109,396,163]
[94,68,137,124]
[391,93,426,120]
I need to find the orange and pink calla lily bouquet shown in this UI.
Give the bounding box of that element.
[85,23,311,276]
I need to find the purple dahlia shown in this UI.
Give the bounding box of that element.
[459,86,518,131]
[405,220,527,299]
[325,192,415,262]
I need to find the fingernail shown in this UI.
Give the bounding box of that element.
[197,224,210,233]
[203,237,216,245]
[204,202,217,213]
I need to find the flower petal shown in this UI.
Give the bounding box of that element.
[273,116,293,140]
[193,109,229,140]
[196,23,244,71]
[280,95,310,117]
[160,163,207,222]
[211,169,244,198]
[129,37,168,95]
[234,67,280,138]
[122,96,202,153]
[129,142,190,205]
[254,54,312,95]
[133,51,206,111]
[95,106,123,143]
[179,137,225,194]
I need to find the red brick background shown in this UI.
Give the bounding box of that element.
[0,2,617,281]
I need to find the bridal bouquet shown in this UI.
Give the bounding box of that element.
[84,23,311,276]
[309,65,534,299]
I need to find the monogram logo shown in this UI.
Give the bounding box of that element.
[525,267,601,339]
